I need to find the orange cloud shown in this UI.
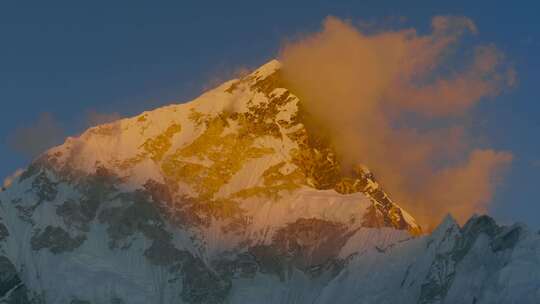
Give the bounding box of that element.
[280,16,514,229]
[2,168,24,189]
[419,149,513,229]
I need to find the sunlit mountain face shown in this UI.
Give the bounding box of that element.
[0,61,538,304]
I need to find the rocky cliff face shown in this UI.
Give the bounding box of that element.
[0,60,538,304]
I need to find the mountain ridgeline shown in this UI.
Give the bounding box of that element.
[0,61,538,303]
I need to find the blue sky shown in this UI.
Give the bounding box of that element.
[1,1,539,227]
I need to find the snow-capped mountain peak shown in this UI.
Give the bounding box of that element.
[0,60,537,304]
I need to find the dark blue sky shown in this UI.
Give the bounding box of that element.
[1,1,539,227]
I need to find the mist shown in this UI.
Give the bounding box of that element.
[7,112,65,159]
[280,16,514,229]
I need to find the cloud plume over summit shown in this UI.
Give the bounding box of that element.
[280,16,514,229]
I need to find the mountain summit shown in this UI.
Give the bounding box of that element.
[0,61,538,304]
[37,59,420,235]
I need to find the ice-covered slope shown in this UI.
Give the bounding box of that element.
[0,60,538,304]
